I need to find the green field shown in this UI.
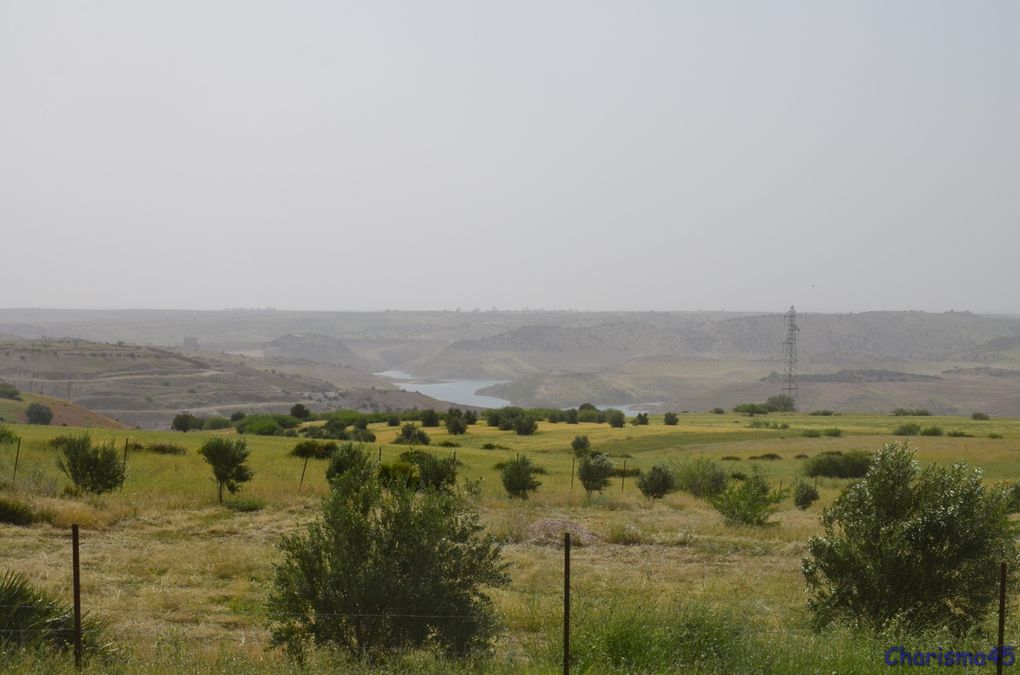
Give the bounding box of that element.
[2,412,1020,673]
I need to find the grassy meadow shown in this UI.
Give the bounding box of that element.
[2,411,1020,673]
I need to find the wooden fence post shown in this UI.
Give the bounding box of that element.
[72,524,82,670]
[563,531,571,675]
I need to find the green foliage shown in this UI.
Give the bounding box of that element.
[290,440,338,459]
[801,429,822,438]
[463,410,478,425]
[0,382,21,400]
[671,458,728,499]
[711,407,726,414]
[578,453,614,501]
[198,437,254,504]
[605,409,626,428]
[267,474,509,659]
[512,415,537,436]
[733,403,772,415]
[386,413,401,426]
[399,450,458,491]
[289,403,310,420]
[636,463,677,500]
[822,427,842,437]
[229,411,247,422]
[236,414,300,436]
[346,427,376,443]
[892,408,931,416]
[809,410,835,416]
[793,480,820,510]
[392,422,430,446]
[663,412,679,425]
[144,442,186,455]
[0,495,37,525]
[55,434,125,494]
[578,403,598,411]
[324,443,374,483]
[0,425,18,445]
[748,453,782,461]
[803,451,872,479]
[202,416,232,430]
[25,403,53,425]
[571,435,591,456]
[892,423,921,436]
[971,411,990,421]
[631,412,649,425]
[710,466,786,526]
[500,455,542,499]
[766,395,796,412]
[377,461,418,489]
[0,570,109,655]
[171,412,204,432]
[802,442,1018,632]
[919,425,944,436]
[446,410,468,435]
[564,408,579,424]
[419,409,441,427]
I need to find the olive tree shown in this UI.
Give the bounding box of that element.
[578,453,614,502]
[802,442,1017,632]
[198,437,254,503]
[268,473,509,659]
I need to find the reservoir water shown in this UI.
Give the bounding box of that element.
[376,370,512,408]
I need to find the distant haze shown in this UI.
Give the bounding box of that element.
[2,2,1018,313]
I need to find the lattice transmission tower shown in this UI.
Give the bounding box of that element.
[782,306,799,410]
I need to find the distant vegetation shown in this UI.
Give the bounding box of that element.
[25,403,52,425]
[0,382,21,400]
[892,407,932,416]
[803,451,872,478]
[55,434,125,494]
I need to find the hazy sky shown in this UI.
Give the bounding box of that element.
[2,2,1017,313]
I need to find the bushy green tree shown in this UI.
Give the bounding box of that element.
[571,435,591,456]
[578,453,614,501]
[636,463,677,500]
[268,473,509,659]
[605,409,626,428]
[393,422,430,446]
[171,412,203,432]
[501,455,542,499]
[671,458,728,498]
[663,412,679,426]
[631,412,649,425]
[55,434,125,494]
[564,408,579,424]
[0,382,21,400]
[25,403,53,425]
[766,395,795,412]
[325,442,375,483]
[387,413,401,426]
[446,409,468,435]
[512,415,537,436]
[198,437,254,503]
[399,450,458,491]
[419,409,441,427]
[463,410,478,425]
[710,466,785,525]
[802,442,1018,632]
[793,480,819,509]
[289,403,311,420]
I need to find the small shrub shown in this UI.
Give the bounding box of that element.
[202,416,232,430]
[721,455,740,461]
[325,443,374,483]
[793,480,820,510]
[481,442,509,450]
[809,410,835,416]
[446,415,468,435]
[606,410,626,428]
[512,415,538,436]
[171,412,204,432]
[822,428,842,437]
[672,458,728,498]
[711,407,726,414]
[946,430,972,438]
[893,423,921,436]
[289,403,311,420]
[892,408,931,416]
[605,522,645,545]
[229,411,246,422]
[971,412,990,421]
[729,471,748,481]
[803,450,872,479]
[571,435,591,456]
[0,425,18,445]
[0,495,37,525]
[436,440,460,448]
[920,425,944,437]
[0,382,21,400]
[144,442,187,455]
[347,427,376,443]
[636,463,677,500]
[198,437,254,503]
[419,409,441,427]
[378,461,418,489]
[0,570,109,654]
[290,440,338,459]
[500,455,542,499]
[392,422,430,446]
[710,466,785,526]
[795,453,809,459]
[578,453,614,501]
[400,450,458,492]
[663,412,679,426]
[631,413,649,426]
[748,453,782,461]
[989,433,1004,439]
[225,497,265,513]
[56,434,126,494]
[801,429,822,438]
[25,403,53,425]
[386,414,401,426]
